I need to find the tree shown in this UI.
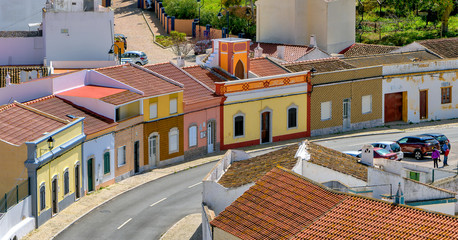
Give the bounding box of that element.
[169,31,194,58]
[163,0,197,19]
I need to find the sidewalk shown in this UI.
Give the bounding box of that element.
[22,119,458,240]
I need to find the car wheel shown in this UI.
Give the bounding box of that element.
[136,62,142,65]
[414,150,423,160]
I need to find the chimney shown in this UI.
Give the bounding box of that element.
[309,34,317,48]
[176,56,185,67]
[394,182,404,204]
[254,43,263,58]
[277,46,285,60]
[360,145,374,166]
[5,72,11,86]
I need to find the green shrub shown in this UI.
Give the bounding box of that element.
[163,0,197,19]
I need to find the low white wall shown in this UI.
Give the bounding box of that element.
[56,95,115,120]
[202,181,252,216]
[0,37,44,65]
[87,71,144,95]
[0,78,53,105]
[0,196,34,240]
[302,161,367,187]
[418,202,456,216]
[50,61,116,70]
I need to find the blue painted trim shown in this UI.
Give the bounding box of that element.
[406,198,457,206]
[27,118,84,145]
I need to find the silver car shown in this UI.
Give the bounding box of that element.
[371,141,403,160]
[121,51,148,65]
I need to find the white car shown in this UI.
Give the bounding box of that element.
[371,141,403,160]
[120,51,148,65]
[343,150,361,158]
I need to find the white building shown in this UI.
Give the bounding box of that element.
[255,0,355,54]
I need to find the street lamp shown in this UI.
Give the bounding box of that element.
[47,136,54,150]
[108,44,122,64]
[197,0,205,38]
[217,7,229,38]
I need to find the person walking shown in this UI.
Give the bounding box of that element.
[442,143,450,167]
[432,147,440,168]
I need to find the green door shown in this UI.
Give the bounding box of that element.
[88,158,94,192]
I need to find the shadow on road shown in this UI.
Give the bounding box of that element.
[190,224,202,240]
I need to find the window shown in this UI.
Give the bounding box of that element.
[321,101,332,121]
[149,102,157,119]
[287,107,297,129]
[409,171,420,181]
[441,87,452,104]
[104,152,110,174]
[169,98,177,114]
[188,125,197,147]
[362,95,372,114]
[40,184,46,210]
[63,170,69,195]
[117,146,126,166]
[234,115,244,137]
[169,128,179,153]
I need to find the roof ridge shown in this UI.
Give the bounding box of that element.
[94,63,128,71]
[22,95,56,106]
[168,61,215,94]
[265,57,292,73]
[131,63,184,88]
[281,57,340,66]
[0,102,17,113]
[182,64,200,69]
[13,101,69,124]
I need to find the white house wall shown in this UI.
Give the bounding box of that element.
[82,133,115,192]
[0,0,47,31]
[42,10,114,65]
[56,94,115,120]
[0,78,53,105]
[416,202,456,216]
[383,60,458,123]
[0,37,44,65]
[302,161,367,187]
[0,196,34,240]
[52,70,87,93]
[87,71,144,95]
[202,181,252,216]
[323,0,355,54]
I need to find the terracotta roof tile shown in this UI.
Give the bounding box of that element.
[249,58,289,77]
[343,50,440,68]
[250,42,314,62]
[417,37,458,59]
[96,64,183,97]
[0,103,67,145]
[213,167,458,240]
[283,57,356,73]
[99,91,143,105]
[182,65,225,91]
[340,43,399,57]
[27,96,116,136]
[211,167,346,239]
[144,63,217,105]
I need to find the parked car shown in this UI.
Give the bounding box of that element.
[371,141,403,160]
[120,51,148,65]
[373,147,398,160]
[343,150,361,158]
[396,135,440,160]
[419,133,450,152]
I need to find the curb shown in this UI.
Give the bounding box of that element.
[141,10,168,49]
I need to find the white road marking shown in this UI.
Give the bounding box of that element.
[150,198,167,207]
[117,218,132,230]
[188,182,202,188]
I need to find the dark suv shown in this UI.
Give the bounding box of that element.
[396,135,440,160]
[420,133,450,152]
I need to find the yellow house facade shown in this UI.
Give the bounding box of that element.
[26,118,85,227]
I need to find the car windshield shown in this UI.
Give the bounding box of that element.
[390,143,401,152]
[376,149,391,155]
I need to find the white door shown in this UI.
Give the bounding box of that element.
[207,122,214,153]
[149,135,159,167]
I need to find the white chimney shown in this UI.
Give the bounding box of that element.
[177,56,185,68]
[254,43,263,58]
[309,34,317,48]
[277,46,285,60]
[5,72,11,86]
[361,144,374,166]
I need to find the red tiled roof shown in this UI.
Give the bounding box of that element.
[0,102,67,145]
[98,91,143,105]
[249,58,289,77]
[212,167,458,240]
[211,167,346,239]
[26,96,117,136]
[283,57,355,73]
[144,63,217,105]
[57,86,127,99]
[250,42,314,62]
[182,65,225,91]
[417,37,458,59]
[340,43,399,57]
[96,64,183,97]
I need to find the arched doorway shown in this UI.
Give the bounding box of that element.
[234,60,245,79]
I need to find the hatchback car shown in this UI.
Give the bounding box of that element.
[120,51,148,65]
[419,133,450,152]
[371,141,403,160]
[396,135,440,160]
[343,151,362,158]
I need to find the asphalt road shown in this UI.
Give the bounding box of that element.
[315,126,458,169]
